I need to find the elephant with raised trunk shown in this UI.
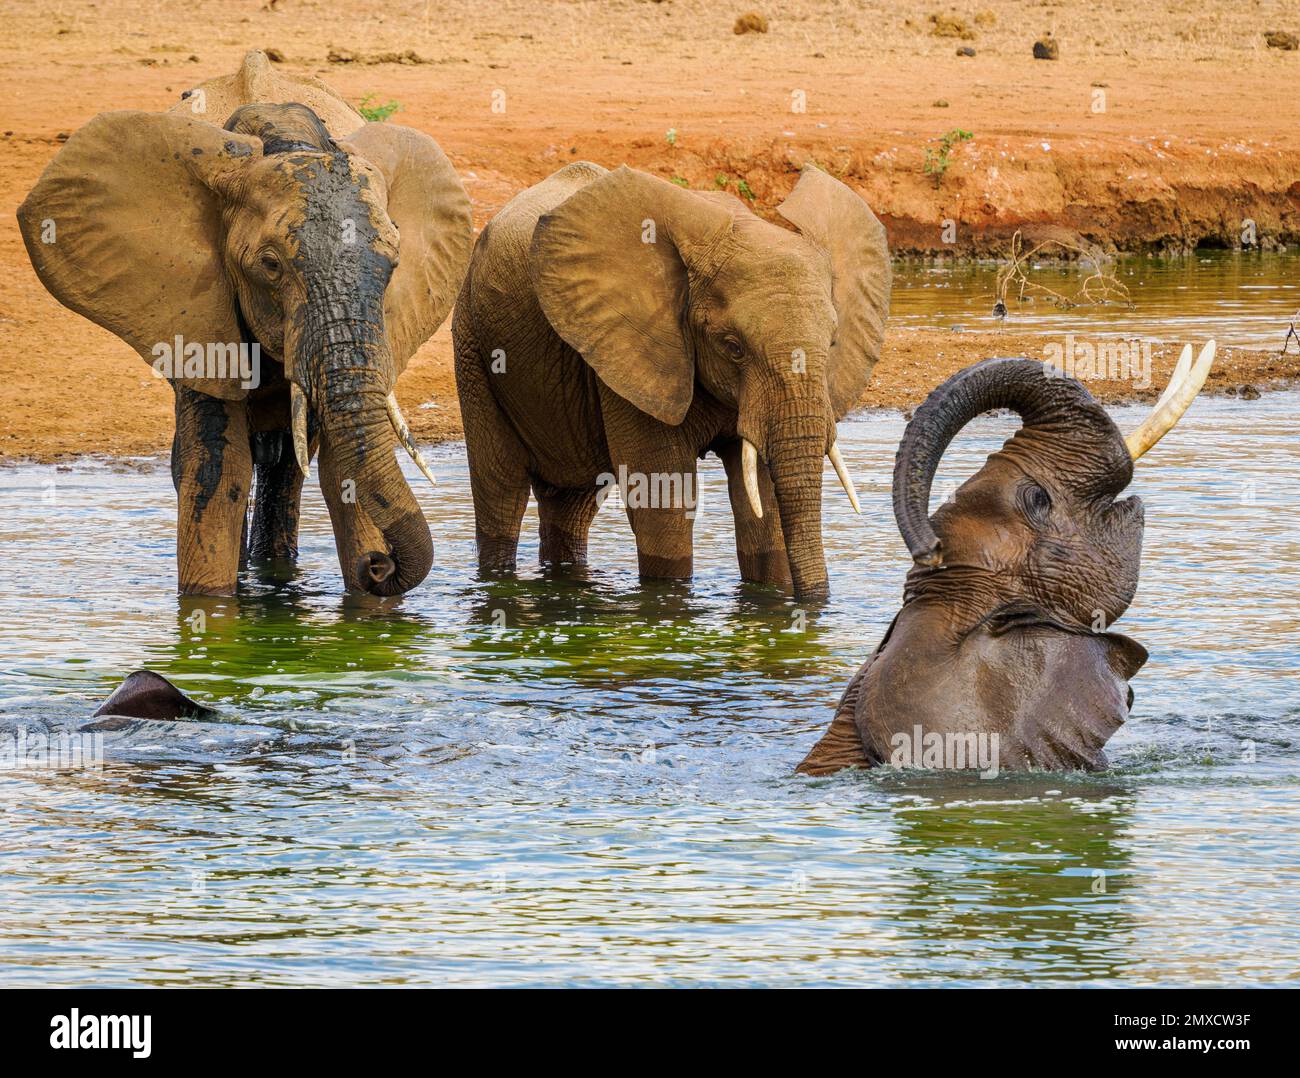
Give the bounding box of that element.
[18,52,472,596]
[798,344,1216,775]
[453,162,890,601]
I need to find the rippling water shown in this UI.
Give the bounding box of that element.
[894,249,1300,349]
[0,391,1297,986]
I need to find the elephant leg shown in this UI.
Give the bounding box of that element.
[173,387,252,596]
[535,483,599,567]
[623,480,696,580]
[717,437,792,590]
[470,450,530,573]
[599,389,699,581]
[454,325,530,571]
[317,436,387,593]
[248,430,305,561]
[604,455,697,581]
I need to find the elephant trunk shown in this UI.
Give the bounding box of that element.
[892,357,1131,567]
[308,328,433,596]
[764,398,833,602]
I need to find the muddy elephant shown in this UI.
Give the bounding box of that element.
[452,162,890,601]
[798,344,1216,775]
[18,52,472,596]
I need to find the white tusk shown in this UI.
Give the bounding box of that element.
[290,383,310,474]
[1153,343,1193,412]
[386,393,437,488]
[828,442,861,514]
[741,439,763,519]
[1125,341,1216,461]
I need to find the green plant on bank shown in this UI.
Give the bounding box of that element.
[670,176,689,187]
[665,127,678,146]
[711,174,755,200]
[923,128,973,187]
[358,95,400,122]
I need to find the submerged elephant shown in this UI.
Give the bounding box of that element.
[84,670,217,728]
[453,162,890,601]
[798,344,1216,775]
[18,52,472,596]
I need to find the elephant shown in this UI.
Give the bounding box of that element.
[85,670,217,726]
[18,51,473,596]
[797,343,1216,775]
[452,162,891,601]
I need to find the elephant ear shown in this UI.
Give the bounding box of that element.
[1101,631,1148,682]
[17,111,262,401]
[529,166,733,426]
[342,123,474,376]
[777,166,891,419]
[169,49,364,138]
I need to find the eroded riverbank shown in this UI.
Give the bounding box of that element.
[5,273,1296,463]
[6,4,1300,461]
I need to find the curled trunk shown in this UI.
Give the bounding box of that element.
[892,358,1131,567]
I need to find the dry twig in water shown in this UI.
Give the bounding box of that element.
[1282,310,1300,357]
[994,231,1134,311]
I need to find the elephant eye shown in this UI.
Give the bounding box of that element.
[721,336,745,361]
[1020,483,1053,522]
[259,251,283,278]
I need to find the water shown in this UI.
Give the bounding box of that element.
[0,392,1298,986]
[893,249,1300,350]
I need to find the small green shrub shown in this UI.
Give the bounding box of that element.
[358,95,400,122]
[923,128,973,187]
[712,174,755,200]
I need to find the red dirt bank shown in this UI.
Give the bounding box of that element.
[2,1,1298,460]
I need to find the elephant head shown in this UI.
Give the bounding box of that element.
[17,102,472,595]
[798,345,1216,774]
[528,165,890,600]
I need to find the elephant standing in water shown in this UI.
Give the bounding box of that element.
[798,345,1216,775]
[453,162,891,601]
[18,52,472,596]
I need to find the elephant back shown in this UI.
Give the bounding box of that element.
[168,49,364,137]
[462,161,607,331]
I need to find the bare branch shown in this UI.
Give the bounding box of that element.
[994,230,1134,312]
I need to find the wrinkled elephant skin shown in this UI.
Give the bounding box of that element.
[17,52,472,597]
[798,358,1160,776]
[453,162,891,602]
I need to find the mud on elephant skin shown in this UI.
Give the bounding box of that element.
[798,344,1216,776]
[453,161,890,602]
[18,52,473,597]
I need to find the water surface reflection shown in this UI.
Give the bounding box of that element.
[0,391,1296,985]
